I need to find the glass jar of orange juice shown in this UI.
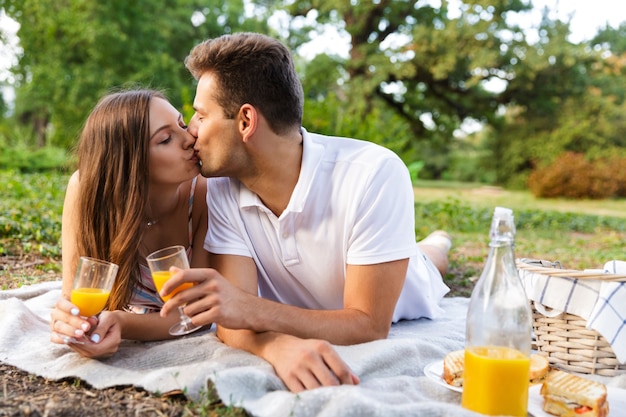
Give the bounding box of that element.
[462,207,532,416]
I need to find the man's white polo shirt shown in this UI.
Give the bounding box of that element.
[205,129,448,322]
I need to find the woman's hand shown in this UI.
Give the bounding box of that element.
[50,296,93,343]
[50,298,122,358]
[63,311,122,358]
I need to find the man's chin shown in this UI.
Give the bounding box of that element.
[199,165,214,178]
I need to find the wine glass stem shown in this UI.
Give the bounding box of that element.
[178,306,193,328]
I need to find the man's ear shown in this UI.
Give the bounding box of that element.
[238,104,257,142]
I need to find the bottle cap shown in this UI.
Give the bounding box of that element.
[491,206,515,241]
[494,206,513,222]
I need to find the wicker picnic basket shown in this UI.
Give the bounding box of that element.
[516,259,626,376]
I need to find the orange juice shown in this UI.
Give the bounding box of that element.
[71,288,111,317]
[151,270,193,301]
[461,346,530,416]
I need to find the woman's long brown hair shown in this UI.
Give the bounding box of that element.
[74,89,165,310]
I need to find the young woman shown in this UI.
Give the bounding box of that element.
[49,89,210,358]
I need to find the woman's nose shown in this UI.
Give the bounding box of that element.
[183,130,196,149]
[187,114,199,137]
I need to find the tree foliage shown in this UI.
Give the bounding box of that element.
[0,0,270,148]
[280,0,533,175]
[1,0,625,195]
[491,10,626,187]
[279,1,626,186]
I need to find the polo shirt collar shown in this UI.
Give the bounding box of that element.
[237,128,324,215]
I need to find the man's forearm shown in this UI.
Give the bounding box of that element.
[242,296,388,345]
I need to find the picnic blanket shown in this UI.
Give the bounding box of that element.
[1,281,625,417]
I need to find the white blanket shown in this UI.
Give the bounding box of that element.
[1,282,623,417]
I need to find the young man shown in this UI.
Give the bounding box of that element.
[160,32,451,392]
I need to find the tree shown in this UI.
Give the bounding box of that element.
[277,0,533,177]
[274,1,626,186]
[0,0,270,148]
[3,0,625,189]
[591,22,626,56]
[489,9,626,187]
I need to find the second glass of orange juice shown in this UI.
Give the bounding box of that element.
[151,270,193,302]
[146,245,201,336]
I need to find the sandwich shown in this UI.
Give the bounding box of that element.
[540,370,609,417]
[529,353,550,384]
[442,349,464,387]
[442,350,550,388]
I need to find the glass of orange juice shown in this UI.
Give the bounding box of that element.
[146,245,201,336]
[69,256,118,343]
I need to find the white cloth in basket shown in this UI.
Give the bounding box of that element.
[520,260,626,364]
[587,261,626,364]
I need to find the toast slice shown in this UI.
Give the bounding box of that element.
[529,354,549,384]
[442,350,464,387]
[540,370,608,417]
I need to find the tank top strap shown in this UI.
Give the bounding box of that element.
[129,176,198,314]
[188,176,197,247]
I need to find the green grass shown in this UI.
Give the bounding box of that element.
[415,180,626,219]
[412,181,626,297]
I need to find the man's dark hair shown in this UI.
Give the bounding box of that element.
[185,32,304,135]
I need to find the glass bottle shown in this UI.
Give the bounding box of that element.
[461,207,532,416]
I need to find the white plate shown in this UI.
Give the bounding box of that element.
[423,359,462,393]
[424,360,626,417]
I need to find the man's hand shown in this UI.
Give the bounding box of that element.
[159,267,254,330]
[248,332,359,392]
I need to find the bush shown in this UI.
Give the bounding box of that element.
[0,123,72,172]
[528,152,626,199]
[407,161,425,184]
[0,145,72,172]
[0,170,67,256]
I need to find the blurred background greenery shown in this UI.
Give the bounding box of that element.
[0,0,625,196]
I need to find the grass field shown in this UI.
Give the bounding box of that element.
[416,180,626,219]
[412,180,626,296]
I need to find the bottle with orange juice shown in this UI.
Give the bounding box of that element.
[462,207,532,416]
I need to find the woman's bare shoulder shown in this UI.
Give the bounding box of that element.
[63,171,81,202]
[68,170,80,185]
